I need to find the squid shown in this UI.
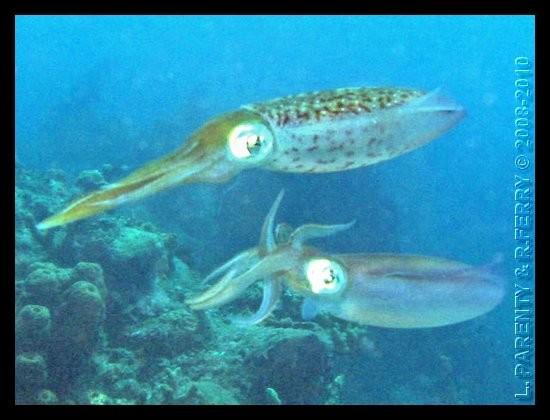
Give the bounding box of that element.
[186,191,504,328]
[37,87,465,230]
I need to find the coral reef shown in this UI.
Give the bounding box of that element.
[15,164,475,405]
[242,327,333,404]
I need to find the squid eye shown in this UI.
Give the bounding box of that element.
[305,258,347,295]
[227,122,274,162]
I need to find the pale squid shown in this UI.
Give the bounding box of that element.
[37,87,465,230]
[186,191,504,328]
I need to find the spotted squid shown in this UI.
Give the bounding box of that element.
[186,191,504,328]
[37,87,465,230]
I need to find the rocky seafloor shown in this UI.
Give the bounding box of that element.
[15,164,497,405]
[15,164,374,405]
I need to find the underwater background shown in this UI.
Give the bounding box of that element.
[15,15,534,404]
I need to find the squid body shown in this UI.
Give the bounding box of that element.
[37,87,465,230]
[186,191,504,329]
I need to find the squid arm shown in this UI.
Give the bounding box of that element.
[185,189,354,324]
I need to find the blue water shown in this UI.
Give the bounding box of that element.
[15,15,535,404]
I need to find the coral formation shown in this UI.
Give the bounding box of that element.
[16,305,52,351]
[21,263,73,307]
[35,389,59,405]
[16,352,48,401]
[76,169,107,192]
[16,353,48,385]
[125,308,205,358]
[172,380,240,404]
[55,280,106,346]
[14,164,373,405]
[243,327,332,404]
[15,164,480,405]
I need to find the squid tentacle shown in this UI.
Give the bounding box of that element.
[36,144,211,230]
[186,267,240,308]
[186,252,289,311]
[190,189,288,318]
[201,248,258,286]
[259,189,285,253]
[289,220,356,249]
[187,190,357,319]
[230,277,283,326]
[231,190,286,325]
[91,158,213,208]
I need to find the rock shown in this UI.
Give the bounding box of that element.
[94,348,141,385]
[100,164,115,180]
[76,170,107,192]
[113,378,148,403]
[75,225,167,295]
[245,328,333,404]
[172,380,239,404]
[15,167,74,224]
[15,221,48,279]
[110,227,165,282]
[125,308,204,357]
[45,168,67,182]
[150,383,173,404]
[79,390,129,405]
